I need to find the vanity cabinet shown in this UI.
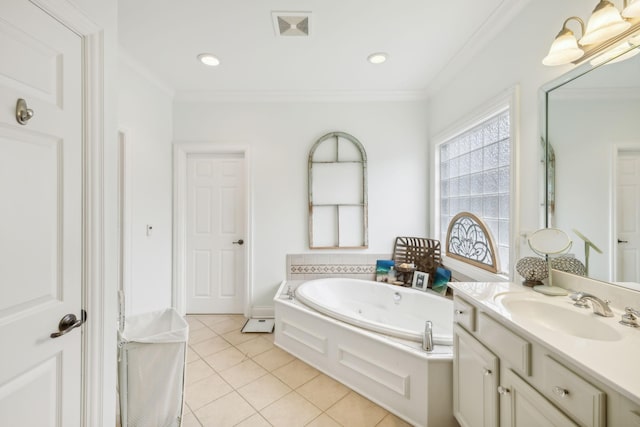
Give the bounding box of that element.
[452,293,638,427]
[453,324,498,427]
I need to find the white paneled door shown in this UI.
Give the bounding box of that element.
[186,154,246,313]
[0,1,83,426]
[617,150,640,282]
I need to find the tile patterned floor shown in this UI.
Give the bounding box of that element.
[129,314,414,427]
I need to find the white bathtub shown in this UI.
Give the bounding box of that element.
[295,278,453,345]
[274,278,455,427]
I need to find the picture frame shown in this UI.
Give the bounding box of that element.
[411,271,429,291]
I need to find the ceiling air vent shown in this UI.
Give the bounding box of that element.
[272,11,311,37]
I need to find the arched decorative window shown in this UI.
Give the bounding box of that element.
[446,212,499,273]
[308,132,368,249]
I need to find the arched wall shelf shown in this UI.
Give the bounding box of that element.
[308,132,368,249]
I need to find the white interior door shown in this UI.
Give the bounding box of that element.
[186,153,246,313]
[0,1,83,426]
[617,150,640,283]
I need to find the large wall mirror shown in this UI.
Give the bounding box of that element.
[542,40,640,288]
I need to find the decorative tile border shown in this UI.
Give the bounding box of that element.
[290,264,376,275]
[287,253,390,280]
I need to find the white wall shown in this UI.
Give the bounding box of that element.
[428,0,598,258]
[118,57,174,315]
[173,100,429,309]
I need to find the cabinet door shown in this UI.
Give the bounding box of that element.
[453,324,499,427]
[500,369,578,427]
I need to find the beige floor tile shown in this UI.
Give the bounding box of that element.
[189,326,218,344]
[181,412,202,427]
[237,373,291,410]
[195,314,233,326]
[261,391,322,427]
[252,347,295,372]
[185,359,216,386]
[186,346,201,363]
[191,335,231,357]
[306,413,342,427]
[223,329,260,346]
[185,373,234,410]
[209,318,246,334]
[235,336,275,357]
[375,413,413,427]
[218,359,268,389]
[261,332,275,343]
[203,346,248,372]
[297,374,350,411]
[326,392,387,427]
[186,316,206,332]
[235,413,272,427]
[272,359,320,389]
[195,392,256,427]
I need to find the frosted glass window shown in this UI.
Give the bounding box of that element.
[439,108,511,274]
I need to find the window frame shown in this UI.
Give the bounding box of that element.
[431,87,520,281]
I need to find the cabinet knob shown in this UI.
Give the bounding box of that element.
[497,386,510,395]
[552,386,570,398]
[455,310,464,315]
[483,368,492,376]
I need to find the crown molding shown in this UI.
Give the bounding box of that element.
[173,89,429,103]
[426,0,533,95]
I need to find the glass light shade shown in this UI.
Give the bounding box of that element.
[622,0,640,18]
[579,1,631,45]
[543,31,585,65]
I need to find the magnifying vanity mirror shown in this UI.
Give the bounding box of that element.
[541,36,640,290]
[528,228,572,296]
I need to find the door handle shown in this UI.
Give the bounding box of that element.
[51,310,87,338]
[618,239,629,243]
[232,239,244,245]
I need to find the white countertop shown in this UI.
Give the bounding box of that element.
[450,281,640,406]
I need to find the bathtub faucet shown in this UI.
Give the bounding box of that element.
[286,286,294,300]
[423,321,434,352]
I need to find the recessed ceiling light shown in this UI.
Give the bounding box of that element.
[197,53,220,67]
[367,52,388,64]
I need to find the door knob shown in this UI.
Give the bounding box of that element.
[51,310,87,338]
[16,98,34,125]
[232,239,244,245]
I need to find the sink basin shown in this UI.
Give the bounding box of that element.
[499,298,622,342]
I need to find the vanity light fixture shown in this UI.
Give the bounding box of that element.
[580,0,630,46]
[197,53,220,67]
[623,0,640,17]
[543,17,585,66]
[367,52,388,64]
[543,0,640,66]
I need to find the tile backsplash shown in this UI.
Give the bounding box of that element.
[287,254,391,281]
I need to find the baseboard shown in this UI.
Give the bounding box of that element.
[251,305,274,318]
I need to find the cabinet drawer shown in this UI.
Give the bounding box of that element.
[477,313,530,376]
[453,297,476,331]
[542,356,606,427]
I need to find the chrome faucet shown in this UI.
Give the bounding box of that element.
[423,320,434,352]
[620,307,640,328]
[569,292,614,317]
[285,286,294,300]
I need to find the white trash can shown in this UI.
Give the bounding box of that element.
[118,308,189,427]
